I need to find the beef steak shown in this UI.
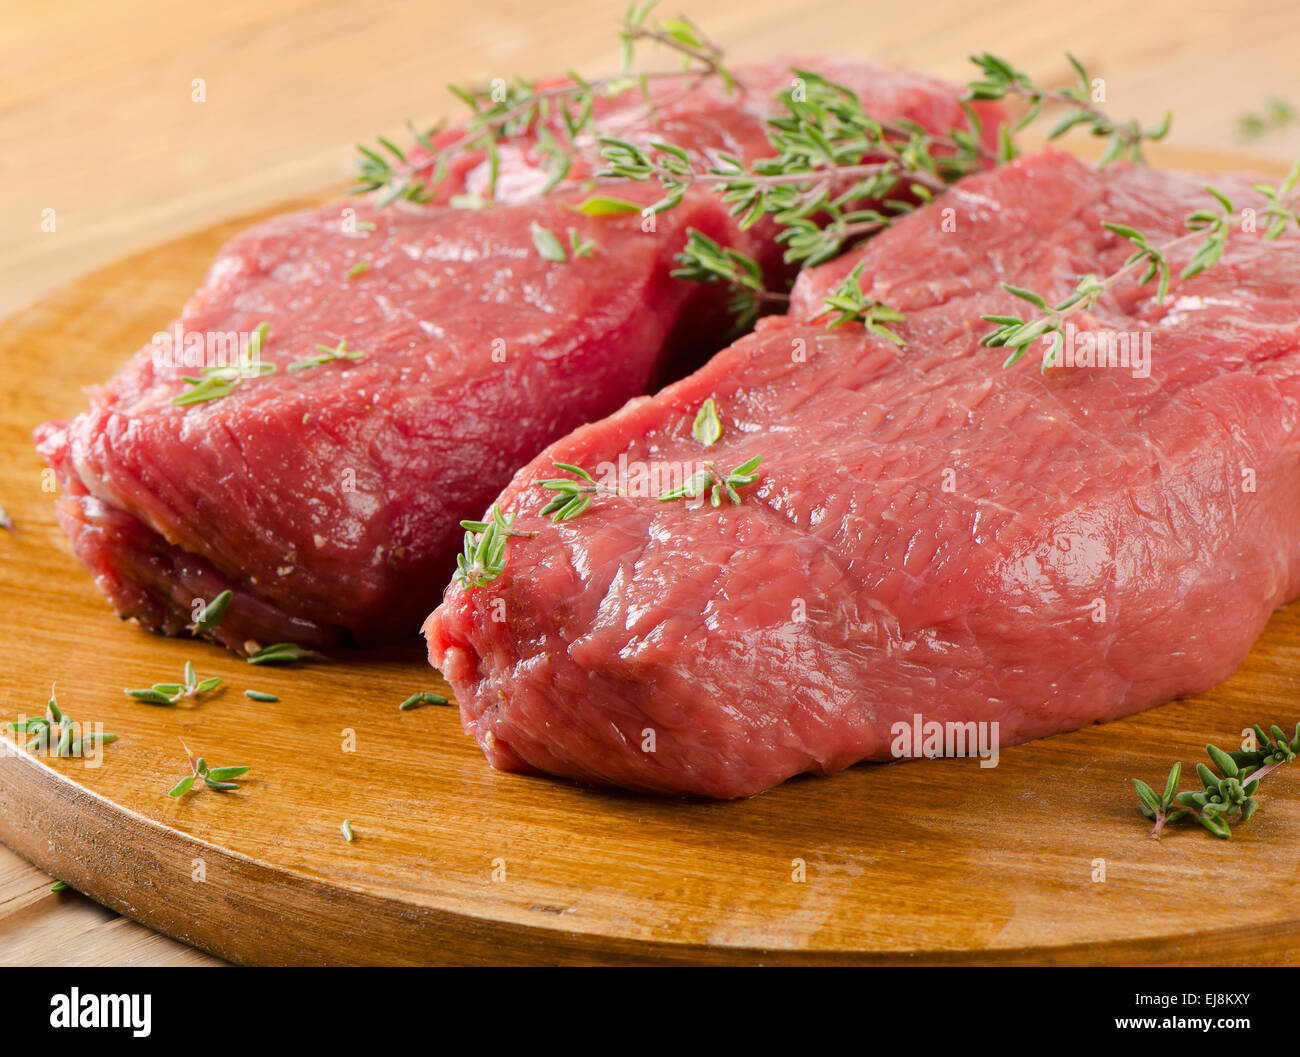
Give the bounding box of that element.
[36,59,989,652]
[425,148,1300,797]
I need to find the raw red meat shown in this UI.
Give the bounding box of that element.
[37,59,990,652]
[426,148,1300,797]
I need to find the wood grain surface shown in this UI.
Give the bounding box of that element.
[4,0,1300,966]
[2,174,1300,964]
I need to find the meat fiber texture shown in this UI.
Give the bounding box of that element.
[426,147,1300,798]
[36,58,990,653]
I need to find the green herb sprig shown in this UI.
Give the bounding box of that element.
[600,68,980,270]
[1237,97,1295,142]
[8,689,118,758]
[453,506,537,589]
[289,339,366,372]
[537,463,624,522]
[530,222,597,262]
[813,261,906,341]
[657,455,763,506]
[965,52,1171,165]
[670,230,787,334]
[173,323,273,407]
[536,399,764,521]
[980,174,1300,369]
[1135,724,1299,839]
[125,662,222,707]
[351,3,734,206]
[168,739,250,797]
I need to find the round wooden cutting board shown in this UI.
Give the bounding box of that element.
[3,153,1300,966]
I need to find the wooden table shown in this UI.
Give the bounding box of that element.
[2,0,1298,966]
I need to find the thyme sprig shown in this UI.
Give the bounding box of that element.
[537,463,624,522]
[600,69,980,268]
[173,323,273,406]
[169,739,250,797]
[657,455,763,507]
[1135,724,1299,839]
[351,3,734,206]
[1238,97,1296,142]
[965,52,1171,165]
[670,229,787,334]
[289,339,366,372]
[981,175,1300,369]
[536,399,764,521]
[125,662,221,707]
[812,260,906,341]
[8,689,118,758]
[453,506,536,589]
[1256,159,1300,237]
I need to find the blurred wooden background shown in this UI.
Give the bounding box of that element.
[2,0,1299,965]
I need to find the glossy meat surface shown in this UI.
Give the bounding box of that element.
[427,149,1300,797]
[38,59,988,650]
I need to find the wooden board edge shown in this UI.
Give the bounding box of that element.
[4,739,1294,966]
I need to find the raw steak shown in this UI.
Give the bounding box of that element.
[36,59,991,652]
[425,147,1300,798]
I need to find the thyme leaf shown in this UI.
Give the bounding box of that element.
[193,589,233,633]
[246,642,326,666]
[531,222,568,262]
[1238,96,1296,141]
[399,691,451,710]
[692,397,722,447]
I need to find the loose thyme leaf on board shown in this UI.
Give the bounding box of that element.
[1135,723,1299,839]
[245,642,326,666]
[399,692,451,711]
